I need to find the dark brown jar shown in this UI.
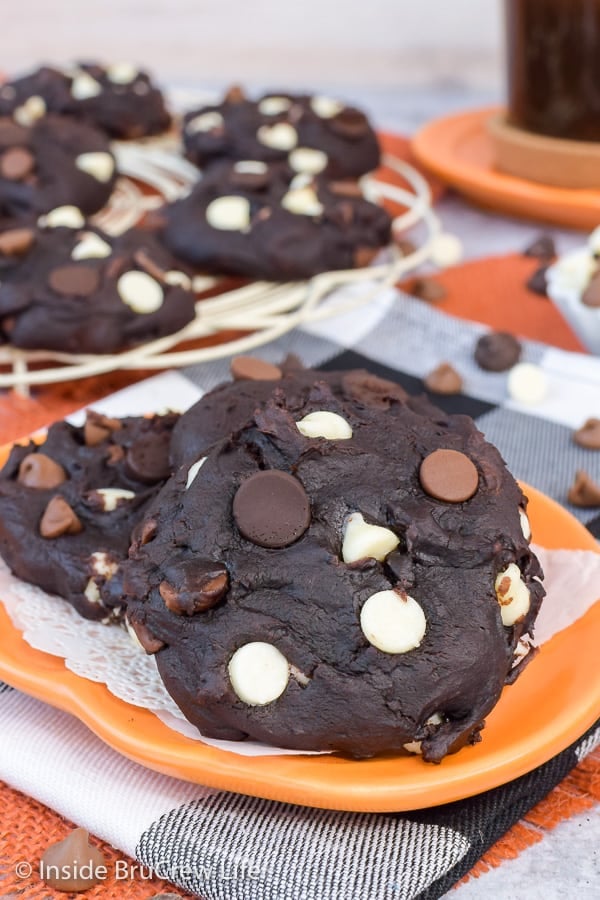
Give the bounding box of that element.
[505,0,600,141]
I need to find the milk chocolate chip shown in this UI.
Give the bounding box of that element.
[233,469,311,547]
[47,264,100,297]
[0,226,35,256]
[0,146,35,180]
[573,418,600,450]
[411,277,447,303]
[230,355,283,381]
[40,495,82,538]
[40,827,106,892]
[567,469,600,507]
[84,410,122,446]
[18,452,67,489]
[419,448,479,503]
[523,234,556,260]
[424,362,463,395]
[159,560,229,614]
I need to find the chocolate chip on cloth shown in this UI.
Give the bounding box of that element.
[474,330,522,372]
[0,411,179,620]
[125,370,544,760]
[159,159,391,280]
[0,219,196,353]
[182,87,380,179]
[0,62,171,139]
[0,113,116,219]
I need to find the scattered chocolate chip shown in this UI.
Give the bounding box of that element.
[523,234,556,260]
[342,370,407,408]
[354,246,378,267]
[40,828,106,892]
[330,107,369,139]
[424,362,463,395]
[39,495,82,538]
[329,180,364,198]
[47,264,100,297]
[410,277,447,303]
[474,331,522,372]
[567,469,600,507]
[225,84,246,104]
[0,146,35,180]
[582,272,600,308]
[230,355,283,381]
[0,226,35,256]
[419,448,479,503]
[526,265,549,297]
[18,452,67,489]
[233,469,311,548]
[159,560,229,614]
[125,432,172,483]
[133,247,167,282]
[127,613,165,653]
[84,410,122,446]
[573,418,600,449]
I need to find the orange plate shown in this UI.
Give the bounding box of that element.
[0,485,598,813]
[411,106,600,230]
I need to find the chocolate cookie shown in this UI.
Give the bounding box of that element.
[0,113,116,219]
[0,411,178,620]
[0,216,196,353]
[0,63,171,139]
[182,87,380,179]
[159,160,391,280]
[125,367,544,760]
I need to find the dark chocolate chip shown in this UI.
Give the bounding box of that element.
[39,495,82,538]
[474,331,522,372]
[329,107,369,139]
[582,272,600,308]
[573,418,600,450]
[47,264,100,297]
[0,146,35,180]
[424,362,463,395]
[230,355,282,381]
[125,432,171,484]
[18,452,67,489]
[233,469,311,548]
[419,448,479,503]
[523,234,556,260]
[159,560,229,614]
[0,227,35,256]
[411,277,447,303]
[526,265,549,297]
[567,469,600,507]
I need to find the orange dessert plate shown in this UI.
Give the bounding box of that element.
[411,106,600,230]
[0,485,598,813]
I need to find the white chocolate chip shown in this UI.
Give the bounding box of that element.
[519,508,532,541]
[89,550,119,578]
[117,270,164,314]
[257,122,298,151]
[281,186,324,217]
[125,617,145,651]
[71,232,112,260]
[192,274,219,292]
[258,96,292,116]
[495,563,531,626]
[84,578,104,606]
[310,95,344,118]
[186,111,224,134]
[13,95,46,126]
[403,713,444,755]
[342,513,399,564]
[289,663,310,686]
[75,152,115,183]
[360,589,427,654]
[38,206,85,229]
[228,641,289,705]
[430,232,463,268]
[205,195,251,231]
[185,456,206,489]
[507,362,547,405]
[288,147,328,175]
[296,410,352,440]
[233,160,268,174]
[164,270,192,290]
[289,173,314,191]
[106,62,138,84]
[70,72,102,100]
[94,488,136,512]
[512,634,533,668]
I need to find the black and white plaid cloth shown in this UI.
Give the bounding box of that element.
[1,287,599,899]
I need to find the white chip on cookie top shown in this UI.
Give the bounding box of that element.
[342,513,399,564]
[233,160,268,174]
[258,96,293,116]
[38,206,85,229]
[94,488,136,512]
[71,72,102,100]
[310,95,344,119]
[14,95,46,126]
[89,551,119,578]
[75,152,115,183]
[185,457,206,490]
[106,62,139,85]
[288,147,328,175]
[360,589,427,654]
[296,410,352,440]
[257,122,298,151]
[117,271,164,314]
[281,186,324,217]
[205,195,251,231]
[495,563,531,626]
[228,641,289,705]
[186,111,224,134]
[71,232,112,260]
[519,508,532,541]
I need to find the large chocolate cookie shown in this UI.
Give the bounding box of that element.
[160,160,391,280]
[125,367,544,760]
[182,87,380,179]
[0,215,196,353]
[0,63,170,139]
[0,411,178,620]
[0,114,117,218]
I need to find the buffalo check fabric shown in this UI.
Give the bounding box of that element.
[0,285,599,900]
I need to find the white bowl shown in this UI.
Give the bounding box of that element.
[546,248,600,354]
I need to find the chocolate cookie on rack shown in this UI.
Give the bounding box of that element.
[159,159,391,280]
[0,410,179,620]
[182,86,380,179]
[124,364,544,760]
[0,113,117,219]
[0,210,196,353]
[0,63,171,139]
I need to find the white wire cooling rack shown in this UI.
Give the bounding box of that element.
[0,139,445,392]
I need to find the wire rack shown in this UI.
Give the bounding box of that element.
[0,137,442,392]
